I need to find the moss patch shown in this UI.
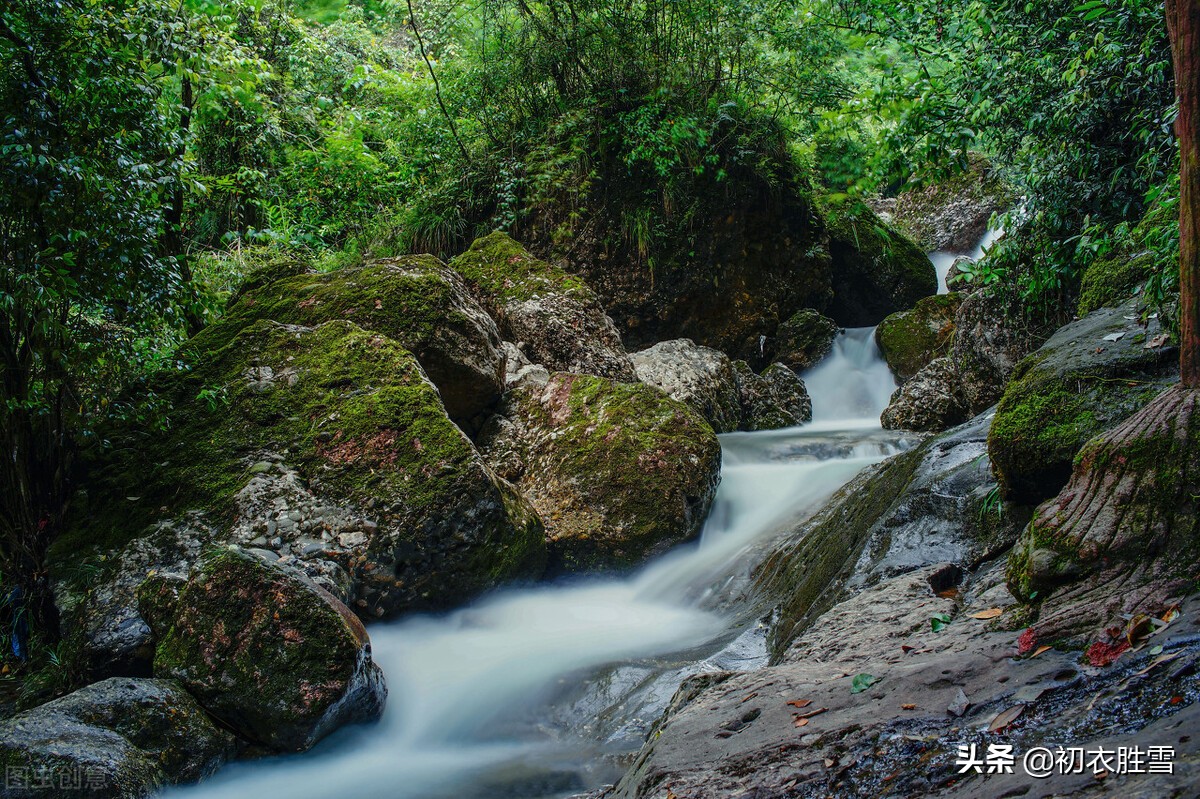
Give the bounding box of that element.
[876,292,963,381]
[449,230,591,306]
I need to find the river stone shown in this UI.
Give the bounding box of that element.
[988,299,1177,505]
[825,204,938,326]
[732,361,812,430]
[891,153,1012,252]
[0,677,234,798]
[193,253,506,426]
[764,309,839,370]
[143,547,386,753]
[53,320,546,679]
[478,372,721,573]
[876,293,962,382]
[449,232,636,381]
[631,339,743,433]
[880,356,970,433]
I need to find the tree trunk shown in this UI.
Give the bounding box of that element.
[1168,0,1200,386]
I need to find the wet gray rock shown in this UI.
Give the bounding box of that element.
[632,339,743,433]
[732,361,813,431]
[881,357,970,433]
[766,309,840,371]
[892,154,1012,252]
[0,677,235,798]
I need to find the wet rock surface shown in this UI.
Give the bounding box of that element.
[881,356,971,433]
[144,547,386,753]
[876,293,963,382]
[763,309,840,371]
[733,362,813,431]
[0,677,235,798]
[478,372,721,573]
[989,299,1178,505]
[891,155,1012,253]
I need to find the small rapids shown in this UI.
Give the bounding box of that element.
[168,329,912,799]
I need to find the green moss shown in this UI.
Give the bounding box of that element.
[1077,200,1179,316]
[448,231,591,305]
[876,293,963,380]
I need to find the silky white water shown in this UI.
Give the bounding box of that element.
[929,226,1003,293]
[168,334,905,799]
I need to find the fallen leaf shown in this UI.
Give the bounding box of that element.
[1126,614,1154,647]
[1133,651,1184,678]
[793,717,809,728]
[1032,645,1053,657]
[786,699,812,709]
[1150,645,1164,656]
[988,704,1025,732]
[741,692,759,703]
[1171,696,1183,705]
[948,688,970,717]
[901,645,915,654]
[823,758,835,768]
[968,608,1004,620]
[937,588,960,599]
[931,613,952,632]
[901,703,917,710]
[796,707,828,719]
[1145,332,1170,349]
[851,673,881,694]
[1102,332,1126,342]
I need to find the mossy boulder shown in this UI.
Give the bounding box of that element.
[1006,387,1200,646]
[765,309,840,370]
[989,300,1178,505]
[892,153,1013,252]
[0,677,235,798]
[200,254,506,425]
[631,339,743,433]
[732,361,812,431]
[57,320,546,675]
[880,356,970,433]
[1077,199,1178,316]
[875,293,963,382]
[479,373,721,573]
[449,232,636,381]
[143,547,386,752]
[823,203,938,326]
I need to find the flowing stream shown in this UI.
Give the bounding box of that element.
[170,329,910,799]
[929,227,1003,293]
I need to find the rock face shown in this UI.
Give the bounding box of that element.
[950,287,1055,414]
[631,340,743,433]
[632,340,811,432]
[892,153,1012,252]
[1077,199,1176,316]
[449,232,636,381]
[57,319,546,676]
[989,300,1177,505]
[1007,386,1200,647]
[0,677,234,798]
[825,205,939,326]
[880,356,970,433]
[732,361,813,431]
[763,309,840,371]
[479,373,721,573]
[144,547,386,753]
[198,254,506,426]
[876,293,963,382]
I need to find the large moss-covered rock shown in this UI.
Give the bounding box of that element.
[875,292,962,381]
[144,547,386,752]
[0,677,234,798]
[449,232,636,381]
[479,373,721,573]
[1077,199,1178,316]
[764,309,839,370]
[57,320,546,676]
[1006,387,1200,647]
[880,356,970,433]
[631,339,743,433]
[823,203,938,326]
[891,153,1012,252]
[989,300,1177,505]
[198,254,505,425]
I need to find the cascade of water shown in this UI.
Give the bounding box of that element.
[929,226,1003,294]
[168,329,906,799]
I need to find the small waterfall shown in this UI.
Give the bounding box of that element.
[168,325,912,799]
[929,226,1003,293]
[803,327,897,424]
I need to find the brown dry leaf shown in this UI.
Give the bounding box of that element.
[968,608,1004,620]
[796,707,828,719]
[1145,332,1170,350]
[901,703,917,710]
[1032,645,1053,657]
[1126,614,1154,647]
[1133,651,1184,678]
[988,705,1025,732]
[786,699,812,709]
[901,645,915,654]
[823,758,835,768]
[937,588,960,599]
[741,692,758,703]
[793,717,809,728]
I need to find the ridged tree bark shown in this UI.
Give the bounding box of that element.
[1168,0,1200,386]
